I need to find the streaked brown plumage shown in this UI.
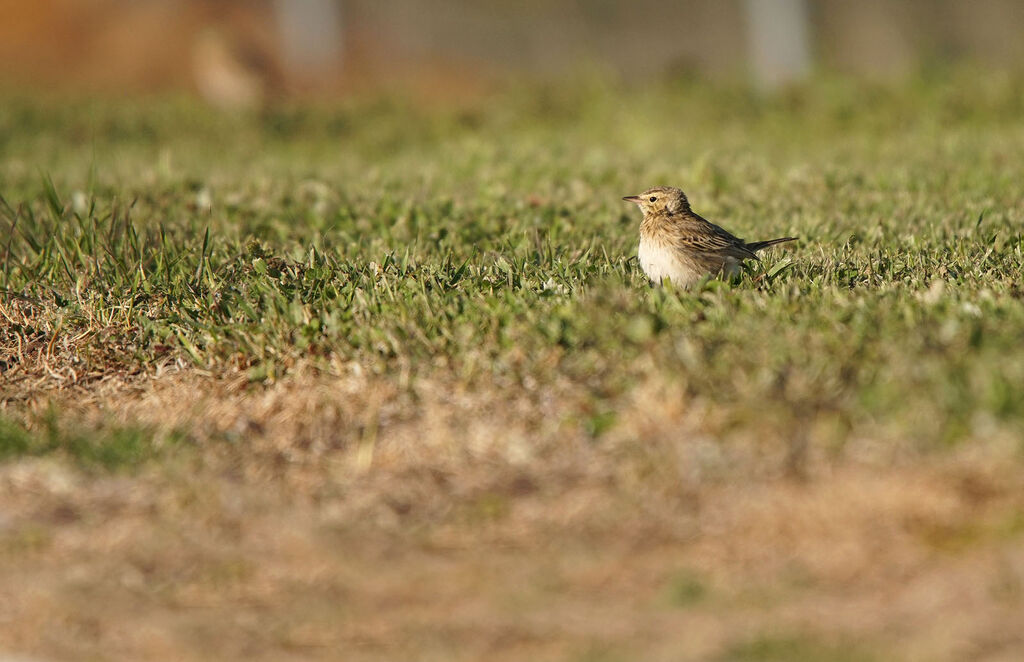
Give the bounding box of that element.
[623,186,796,287]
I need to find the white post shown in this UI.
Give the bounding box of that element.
[272,0,344,75]
[743,0,812,89]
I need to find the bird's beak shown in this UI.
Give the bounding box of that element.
[622,195,641,203]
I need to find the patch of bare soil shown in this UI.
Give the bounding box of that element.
[2,369,1024,661]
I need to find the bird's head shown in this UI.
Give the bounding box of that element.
[622,186,690,217]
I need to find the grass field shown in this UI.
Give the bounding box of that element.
[2,71,1024,661]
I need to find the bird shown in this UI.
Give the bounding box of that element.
[623,186,796,287]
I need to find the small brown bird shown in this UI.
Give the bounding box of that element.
[623,186,796,287]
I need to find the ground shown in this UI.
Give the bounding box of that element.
[2,72,1024,661]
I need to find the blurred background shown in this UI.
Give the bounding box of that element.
[2,0,1023,107]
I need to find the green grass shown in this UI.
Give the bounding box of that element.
[665,569,709,607]
[719,633,876,662]
[0,411,181,470]
[2,70,1024,461]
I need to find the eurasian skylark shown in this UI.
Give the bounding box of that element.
[624,186,796,287]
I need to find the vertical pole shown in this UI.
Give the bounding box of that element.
[743,0,812,89]
[272,0,344,76]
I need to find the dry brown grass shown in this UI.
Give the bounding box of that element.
[3,363,1023,662]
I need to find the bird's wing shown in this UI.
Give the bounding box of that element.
[675,214,758,260]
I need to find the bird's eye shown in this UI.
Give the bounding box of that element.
[649,196,657,202]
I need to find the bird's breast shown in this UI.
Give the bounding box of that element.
[638,236,702,287]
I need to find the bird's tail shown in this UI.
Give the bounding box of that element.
[745,237,798,252]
